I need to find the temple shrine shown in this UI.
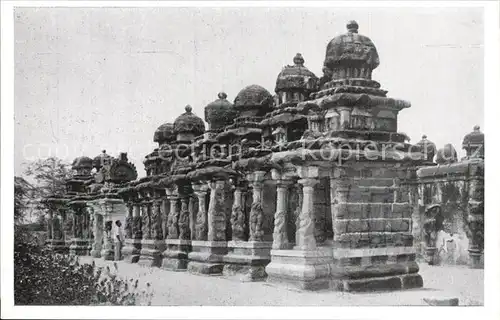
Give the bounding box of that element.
[42,21,484,292]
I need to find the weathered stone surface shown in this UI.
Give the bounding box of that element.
[423,297,459,306]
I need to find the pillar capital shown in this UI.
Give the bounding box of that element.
[296,165,319,179]
[208,179,226,191]
[247,170,266,184]
[276,179,294,188]
[192,182,209,194]
[298,178,319,189]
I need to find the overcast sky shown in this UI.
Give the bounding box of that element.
[14,7,484,177]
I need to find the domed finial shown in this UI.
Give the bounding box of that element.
[422,135,427,139]
[218,92,227,100]
[102,149,106,154]
[293,53,304,66]
[474,125,480,131]
[185,105,192,113]
[347,20,359,33]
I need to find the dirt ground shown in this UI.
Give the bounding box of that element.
[79,256,484,306]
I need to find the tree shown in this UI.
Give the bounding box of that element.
[14,176,35,224]
[17,157,72,223]
[24,157,72,198]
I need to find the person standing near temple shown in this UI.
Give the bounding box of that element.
[113,220,124,261]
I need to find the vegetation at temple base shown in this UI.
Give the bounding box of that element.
[14,229,153,305]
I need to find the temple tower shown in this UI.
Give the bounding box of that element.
[265,21,425,291]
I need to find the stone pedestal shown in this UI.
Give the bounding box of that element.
[468,249,483,269]
[223,241,272,281]
[161,239,192,271]
[266,248,333,290]
[122,238,140,263]
[266,171,329,289]
[138,239,166,267]
[188,241,227,275]
[50,239,68,254]
[101,235,114,260]
[69,238,90,256]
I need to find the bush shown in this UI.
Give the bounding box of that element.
[14,229,153,305]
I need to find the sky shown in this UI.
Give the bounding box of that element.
[14,6,484,177]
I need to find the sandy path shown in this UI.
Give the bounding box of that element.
[79,257,483,306]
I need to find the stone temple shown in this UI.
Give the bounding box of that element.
[42,21,484,292]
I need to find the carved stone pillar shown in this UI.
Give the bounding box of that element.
[167,191,179,239]
[46,208,53,241]
[294,184,303,242]
[124,202,134,239]
[162,187,191,271]
[152,196,164,240]
[188,181,227,275]
[141,196,152,240]
[249,171,266,242]
[179,196,191,240]
[295,178,319,250]
[139,190,166,267]
[409,183,423,258]
[126,201,142,263]
[188,195,197,240]
[84,207,92,255]
[266,166,332,290]
[50,207,66,253]
[423,205,440,265]
[466,177,484,268]
[122,200,136,262]
[100,201,115,260]
[224,172,272,282]
[208,180,227,241]
[193,183,209,241]
[69,204,88,256]
[90,203,103,258]
[271,170,291,250]
[231,181,247,242]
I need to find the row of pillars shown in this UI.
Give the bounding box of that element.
[116,170,330,254]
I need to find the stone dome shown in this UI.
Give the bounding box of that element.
[72,156,93,170]
[435,143,458,165]
[153,122,175,145]
[173,105,206,137]
[93,150,113,170]
[234,84,273,115]
[323,20,380,80]
[462,125,484,159]
[275,53,319,93]
[204,92,237,131]
[462,125,484,148]
[415,134,437,162]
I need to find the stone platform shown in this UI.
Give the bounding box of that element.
[266,246,423,292]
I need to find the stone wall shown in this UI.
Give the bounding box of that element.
[411,159,484,267]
